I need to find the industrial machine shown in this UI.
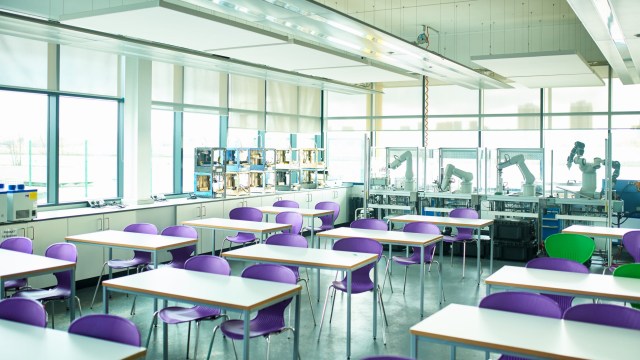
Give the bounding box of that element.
[275,148,298,169]
[566,141,620,199]
[275,169,299,191]
[388,150,415,191]
[300,148,326,189]
[496,154,536,196]
[194,147,225,198]
[439,164,474,194]
[0,184,7,223]
[7,184,37,222]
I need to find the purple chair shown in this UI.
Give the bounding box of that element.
[0,297,47,327]
[275,211,303,235]
[480,291,563,360]
[159,225,198,269]
[318,237,388,343]
[273,200,299,208]
[362,356,413,360]
[305,201,341,248]
[90,223,158,309]
[442,208,478,278]
[526,257,589,313]
[207,264,297,360]
[392,222,441,294]
[351,218,388,231]
[563,303,640,330]
[13,243,82,328]
[0,237,33,294]
[222,207,263,254]
[146,255,230,359]
[265,233,316,324]
[623,231,640,262]
[68,314,141,347]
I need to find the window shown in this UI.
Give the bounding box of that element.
[326,132,366,182]
[549,83,608,113]
[0,35,47,89]
[58,96,119,202]
[326,92,368,117]
[0,90,48,203]
[151,110,174,194]
[59,46,119,96]
[484,88,540,114]
[428,85,478,115]
[182,112,220,193]
[380,86,422,116]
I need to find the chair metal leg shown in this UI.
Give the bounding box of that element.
[49,302,55,329]
[231,339,238,360]
[75,297,83,317]
[186,321,192,359]
[402,266,408,295]
[266,335,271,360]
[317,285,334,340]
[207,325,220,360]
[193,321,202,359]
[377,285,389,327]
[462,242,467,278]
[89,262,109,309]
[130,295,137,316]
[145,312,159,349]
[328,287,337,324]
[377,285,388,344]
[298,278,316,325]
[380,256,393,294]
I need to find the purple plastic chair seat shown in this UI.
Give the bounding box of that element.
[1,237,33,291]
[158,306,221,324]
[331,278,375,293]
[362,356,413,360]
[219,317,287,340]
[69,314,141,346]
[275,211,303,235]
[158,226,198,269]
[305,201,340,233]
[224,207,263,246]
[350,218,388,231]
[107,258,149,269]
[13,287,71,301]
[0,297,47,327]
[563,303,640,330]
[526,257,589,312]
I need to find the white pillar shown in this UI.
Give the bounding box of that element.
[123,57,153,205]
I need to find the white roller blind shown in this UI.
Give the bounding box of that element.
[0,35,47,89]
[60,45,118,96]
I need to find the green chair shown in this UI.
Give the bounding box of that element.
[544,233,595,264]
[613,263,640,309]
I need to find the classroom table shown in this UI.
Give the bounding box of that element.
[65,230,198,311]
[0,318,146,359]
[485,265,640,303]
[256,205,334,247]
[410,303,639,359]
[222,243,378,359]
[317,227,443,317]
[562,224,639,267]
[0,248,77,321]
[181,217,291,253]
[102,267,301,360]
[390,214,494,284]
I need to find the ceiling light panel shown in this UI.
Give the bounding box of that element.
[299,66,418,84]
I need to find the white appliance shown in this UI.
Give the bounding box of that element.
[0,184,7,224]
[7,185,37,222]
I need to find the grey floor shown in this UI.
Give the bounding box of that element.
[46,246,610,360]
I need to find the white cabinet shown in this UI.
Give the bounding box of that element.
[0,219,68,288]
[176,201,224,255]
[326,188,350,225]
[136,206,176,232]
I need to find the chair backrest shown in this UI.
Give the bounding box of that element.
[273,200,299,208]
[479,291,563,319]
[333,237,383,287]
[544,233,595,264]
[0,237,33,254]
[449,208,479,238]
[350,218,387,231]
[123,223,158,262]
[361,356,413,360]
[275,211,303,234]
[526,257,590,273]
[622,230,640,263]
[563,303,640,330]
[45,243,77,291]
[265,233,308,248]
[613,263,640,309]
[229,207,263,222]
[184,255,231,276]
[315,201,340,227]
[160,226,198,268]
[403,222,441,261]
[0,298,47,327]
[68,314,141,347]
[241,264,297,325]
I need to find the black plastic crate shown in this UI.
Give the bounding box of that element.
[494,240,538,262]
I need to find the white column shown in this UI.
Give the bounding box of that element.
[123,57,153,205]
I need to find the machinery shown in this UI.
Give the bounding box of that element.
[0,184,7,223]
[194,147,225,198]
[439,164,474,194]
[567,141,620,199]
[388,150,414,191]
[7,184,37,222]
[496,154,536,196]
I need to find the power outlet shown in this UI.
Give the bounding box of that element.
[88,199,105,208]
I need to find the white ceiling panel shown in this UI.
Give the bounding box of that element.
[62,6,286,52]
[212,42,364,71]
[510,74,605,88]
[299,66,418,83]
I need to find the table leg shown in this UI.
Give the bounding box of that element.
[153,251,158,312]
[293,292,300,360]
[439,241,444,305]
[489,225,494,275]
[70,268,76,321]
[1,280,5,299]
[108,248,113,279]
[103,287,109,314]
[410,334,418,358]
[243,310,250,360]
[373,261,378,340]
[608,237,613,268]
[347,270,352,358]
[212,229,216,255]
[476,230,481,286]
[163,299,168,360]
[486,283,492,297]
[420,245,425,317]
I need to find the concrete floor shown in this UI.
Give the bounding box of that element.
[47,247,609,360]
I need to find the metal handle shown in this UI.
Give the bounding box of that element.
[105,217,110,230]
[97,218,103,231]
[203,206,207,217]
[541,225,559,229]
[17,228,25,237]
[28,226,35,239]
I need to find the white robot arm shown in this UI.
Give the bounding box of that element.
[496,154,536,196]
[441,164,473,193]
[389,151,414,191]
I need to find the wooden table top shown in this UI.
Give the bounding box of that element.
[65,230,197,251]
[390,214,493,227]
[181,217,291,233]
[0,249,75,280]
[318,227,443,246]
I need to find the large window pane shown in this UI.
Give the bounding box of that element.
[484,88,540,114]
[0,35,47,89]
[612,78,640,111]
[326,118,368,131]
[227,128,258,148]
[182,112,220,193]
[326,92,368,117]
[60,46,118,96]
[151,110,174,194]
[59,97,118,202]
[0,90,48,203]
[549,83,607,113]
[380,86,422,116]
[428,85,478,115]
[265,132,290,149]
[375,131,422,147]
[326,132,366,182]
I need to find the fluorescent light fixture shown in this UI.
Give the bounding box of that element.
[595,0,624,43]
[326,20,364,37]
[327,36,360,51]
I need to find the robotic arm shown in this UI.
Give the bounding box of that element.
[440,164,473,193]
[566,141,620,199]
[496,154,536,196]
[389,151,415,191]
